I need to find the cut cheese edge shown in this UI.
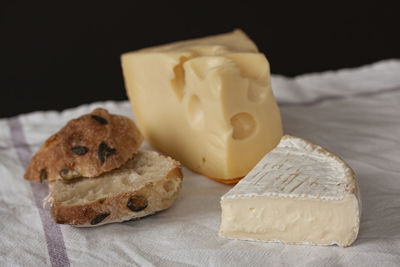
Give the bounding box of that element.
[121,30,283,180]
[219,135,361,247]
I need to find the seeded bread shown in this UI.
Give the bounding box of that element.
[45,150,183,226]
[24,108,144,182]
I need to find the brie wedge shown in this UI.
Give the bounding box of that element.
[219,135,361,247]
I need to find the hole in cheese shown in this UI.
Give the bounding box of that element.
[230,112,256,140]
[202,157,206,164]
[225,53,269,103]
[190,56,230,80]
[187,94,204,124]
[171,56,190,101]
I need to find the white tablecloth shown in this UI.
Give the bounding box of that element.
[1,60,400,266]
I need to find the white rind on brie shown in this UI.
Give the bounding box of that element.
[219,135,361,247]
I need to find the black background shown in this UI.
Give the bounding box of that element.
[1,1,399,118]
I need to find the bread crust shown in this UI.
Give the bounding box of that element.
[24,108,143,182]
[47,156,183,226]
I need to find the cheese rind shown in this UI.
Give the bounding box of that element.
[219,135,361,247]
[121,30,283,180]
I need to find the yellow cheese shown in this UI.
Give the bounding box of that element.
[121,30,283,180]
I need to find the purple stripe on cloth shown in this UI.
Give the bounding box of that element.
[8,117,70,267]
[278,86,400,107]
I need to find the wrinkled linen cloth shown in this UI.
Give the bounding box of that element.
[1,59,400,267]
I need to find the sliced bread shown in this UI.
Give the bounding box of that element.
[46,150,183,226]
[25,108,144,182]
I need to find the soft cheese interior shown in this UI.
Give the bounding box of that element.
[219,135,361,247]
[221,196,359,247]
[121,30,282,180]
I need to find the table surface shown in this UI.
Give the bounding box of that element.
[1,60,400,266]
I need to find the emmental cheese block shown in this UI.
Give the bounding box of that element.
[121,30,283,181]
[219,135,361,247]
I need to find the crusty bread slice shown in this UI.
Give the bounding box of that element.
[45,150,183,227]
[25,108,144,182]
